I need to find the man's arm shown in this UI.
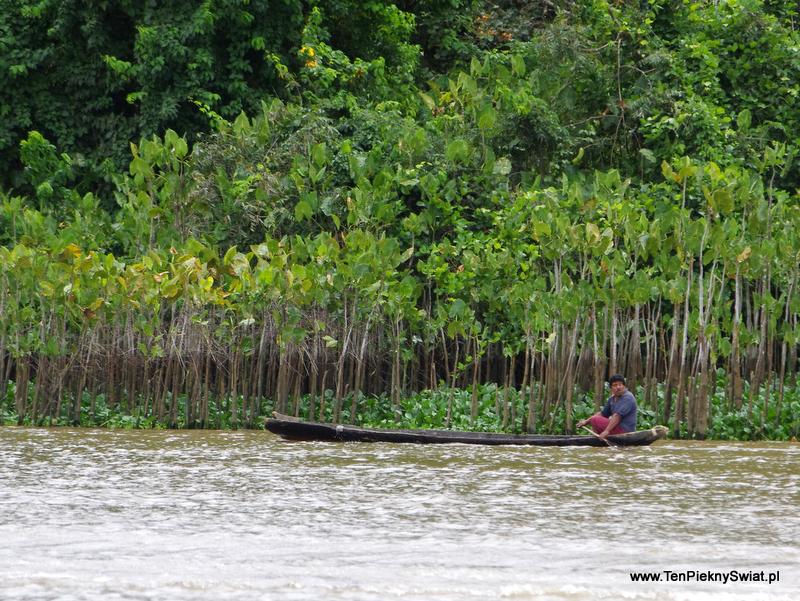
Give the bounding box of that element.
[576,412,601,428]
[598,413,621,439]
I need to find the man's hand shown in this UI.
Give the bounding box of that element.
[576,419,588,428]
[597,430,609,440]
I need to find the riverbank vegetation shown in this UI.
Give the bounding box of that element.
[2,1,799,439]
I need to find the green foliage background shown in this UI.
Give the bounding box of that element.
[1,0,800,438]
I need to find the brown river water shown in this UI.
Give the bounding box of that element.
[0,428,797,601]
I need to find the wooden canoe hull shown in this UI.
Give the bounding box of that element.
[265,414,668,447]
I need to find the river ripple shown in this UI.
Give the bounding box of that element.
[0,428,797,601]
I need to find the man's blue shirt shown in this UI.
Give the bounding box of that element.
[601,390,637,432]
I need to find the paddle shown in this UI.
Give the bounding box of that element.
[580,425,616,447]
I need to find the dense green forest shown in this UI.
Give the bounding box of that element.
[1,0,799,439]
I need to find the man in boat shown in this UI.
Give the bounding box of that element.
[576,374,637,439]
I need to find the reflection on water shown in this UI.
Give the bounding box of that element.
[0,428,797,600]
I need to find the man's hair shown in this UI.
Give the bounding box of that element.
[608,374,626,385]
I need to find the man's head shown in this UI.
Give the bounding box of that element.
[608,374,626,396]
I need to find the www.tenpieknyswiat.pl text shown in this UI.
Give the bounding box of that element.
[629,570,780,584]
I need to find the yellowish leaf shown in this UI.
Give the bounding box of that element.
[737,246,751,263]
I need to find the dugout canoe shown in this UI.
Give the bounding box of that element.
[266,413,668,446]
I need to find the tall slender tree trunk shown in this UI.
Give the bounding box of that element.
[730,268,744,410]
[525,338,537,434]
[445,339,459,428]
[470,336,481,424]
[674,263,693,437]
[276,346,290,417]
[592,306,606,410]
[15,357,30,425]
[201,352,211,428]
[168,355,181,429]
